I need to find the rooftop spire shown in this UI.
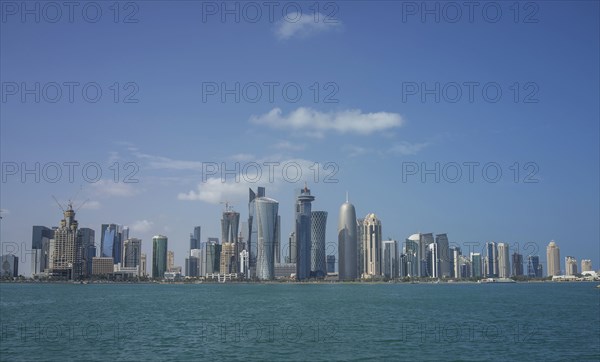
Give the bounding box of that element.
[346,191,349,203]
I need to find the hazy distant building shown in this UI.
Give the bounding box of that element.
[512,252,523,276]
[497,243,510,278]
[565,256,578,276]
[185,256,199,277]
[311,211,328,278]
[435,234,450,278]
[31,226,54,275]
[357,218,365,278]
[527,255,542,278]
[327,255,336,273]
[295,185,315,280]
[362,214,382,278]
[140,253,147,277]
[420,233,434,277]
[287,231,296,264]
[382,240,398,279]
[338,195,358,280]
[546,241,561,276]
[167,250,175,271]
[190,226,202,250]
[581,259,592,272]
[50,203,83,279]
[451,247,461,278]
[275,215,281,265]
[0,254,18,277]
[427,243,439,278]
[152,235,168,279]
[220,242,237,274]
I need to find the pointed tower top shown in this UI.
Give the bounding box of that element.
[346,191,349,203]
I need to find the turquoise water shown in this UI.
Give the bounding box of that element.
[1,283,599,361]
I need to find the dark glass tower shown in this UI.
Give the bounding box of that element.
[295,185,315,280]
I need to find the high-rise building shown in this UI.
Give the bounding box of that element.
[295,185,315,280]
[527,255,542,278]
[382,240,398,279]
[0,254,19,277]
[546,241,561,276]
[275,215,281,265]
[31,226,54,275]
[435,234,450,278]
[92,257,114,275]
[50,203,83,279]
[122,238,142,270]
[152,235,168,279]
[204,240,221,275]
[565,256,578,276]
[497,243,510,278]
[327,255,336,273]
[220,242,236,274]
[427,243,439,278]
[471,253,482,278]
[485,242,498,277]
[78,228,95,278]
[186,256,199,277]
[362,213,382,278]
[247,187,265,278]
[420,233,434,277]
[581,259,592,272]
[167,250,175,271]
[512,252,523,276]
[310,211,328,278]
[101,224,123,265]
[239,249,249,276]
[338,195,358,281]
[140,253,147,277]
[357,218,365,278]
[404,234,420,277]
[287,231,296,264]
[189,226,201,250]
[451,247,461,278]
[254,196,279,281]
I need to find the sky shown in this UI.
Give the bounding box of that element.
[1,1,598,276]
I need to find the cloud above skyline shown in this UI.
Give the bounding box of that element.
[250,107,404,138]
[274,12,342,40]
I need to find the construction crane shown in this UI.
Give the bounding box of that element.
[220,201,234,212]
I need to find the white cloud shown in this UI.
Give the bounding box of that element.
[343,145,372,158]
[250,107,404,137]
[177,178,249,204]
[387,141,429,156]
[131,219,154,233]
[275,12,341,40]
[230,153,255,162]
[272,140,306,151]
[91,179,141,197]
[0,209,10,215]
[133,151,204,171]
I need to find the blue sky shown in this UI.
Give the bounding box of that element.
[1,1,598,275]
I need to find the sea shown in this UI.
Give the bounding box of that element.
[0,282,599,361]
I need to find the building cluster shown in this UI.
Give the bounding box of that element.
[0,187,596,282]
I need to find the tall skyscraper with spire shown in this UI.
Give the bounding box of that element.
[546,241,561,276]
[295,184,315,280]
[49,202,83,280]
[221,204,240,273]
[338,193,358,280]
[497,242,510,278]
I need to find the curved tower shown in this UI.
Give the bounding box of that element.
[362,213,382,278]
[255,197,279,280]
[311,211,328,277]
[338,195,357,280]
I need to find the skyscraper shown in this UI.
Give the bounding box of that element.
[152,235,168,279]
[581,259,592,272]
[427,243,439,278]
[295,185,315,280]
[221,207,240,273]
[101,224,124,265]
[546,241,561,276]
[527,255,542,278]
[451,247,461,278]
[247,186,265,278]
[362,213,382,278]
[254,196,279,280]
[404,234,420,277]
[220,242,236,274]
[382,240,398,279]
[79,227,95,277]
[357,218,365,278]
[311,211,328,278]
[327,255,336,273]
[485,242,498,277]
[471,253,482,278]
[140,253,147,277]
[338,195,358,281]
[565,256,578,276]
[1,254,19,277]
[420,233,434,277]
[167,250,175,271]
[122,238,142,269]
[497,242,510,278]
[288,231,296,264]
[31,226,54,275]
[512,252,524,276]
[50,202,83,280]
[435,234,450,278]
